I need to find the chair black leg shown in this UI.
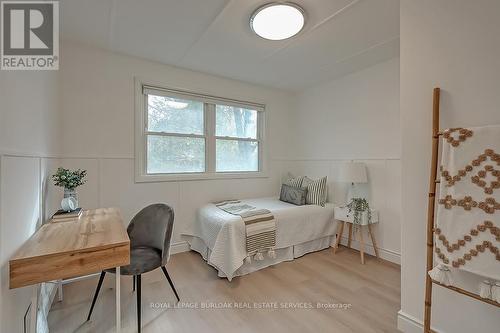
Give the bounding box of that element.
[136,274,141,333]
[161,266,180,302]
[87,271,106,321]
[133,275,136,292]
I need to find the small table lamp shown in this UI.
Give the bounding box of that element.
[338,162,368,204]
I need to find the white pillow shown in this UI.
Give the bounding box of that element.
[302,176,327,206]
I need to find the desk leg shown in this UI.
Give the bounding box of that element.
[57,280,63,302]
[367,224,380,258]
[358,226,365,264]
[29,284,39,333]
[333,222,345,254]
[347,224,353,248]
[116,267,121,333]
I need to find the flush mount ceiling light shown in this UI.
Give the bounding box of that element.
[250,3,305,40]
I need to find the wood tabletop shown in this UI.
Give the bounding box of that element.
[10,207,130,289]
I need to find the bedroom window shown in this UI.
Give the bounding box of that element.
[135,82,266,182]
[146,94,205,174]
[215,105,259,172]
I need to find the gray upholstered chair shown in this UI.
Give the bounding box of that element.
[86,204,179,332]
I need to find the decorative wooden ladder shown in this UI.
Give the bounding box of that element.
[423,87,500,332]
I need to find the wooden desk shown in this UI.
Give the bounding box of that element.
[9,208,130,332]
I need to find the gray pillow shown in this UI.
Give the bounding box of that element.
[279,184,307,205]
[284,174,304,187]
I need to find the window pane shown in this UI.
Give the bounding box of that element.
[147,94,204,135]
[216,105,257,139]
[147,135,205,173]
[216,139,258,172]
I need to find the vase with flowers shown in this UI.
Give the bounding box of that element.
[52,167,87,207]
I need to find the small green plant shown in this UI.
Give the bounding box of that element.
[52,167,87,190]
[346,198,371,225]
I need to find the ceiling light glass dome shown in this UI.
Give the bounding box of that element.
[250,3,305,40]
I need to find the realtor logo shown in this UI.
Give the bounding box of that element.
[1,1,59,70]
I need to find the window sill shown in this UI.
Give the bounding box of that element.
[135,171,269,183]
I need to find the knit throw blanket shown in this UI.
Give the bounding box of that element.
[429,125,500,302]
[215,200,276,262]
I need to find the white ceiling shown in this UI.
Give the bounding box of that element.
[60,0,400,91]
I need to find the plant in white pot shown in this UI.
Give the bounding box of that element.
[52,167,87,207]
[346,197,371,225]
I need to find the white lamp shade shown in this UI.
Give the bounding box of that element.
[338,162,368,183]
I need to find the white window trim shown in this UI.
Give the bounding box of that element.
[134,78,268,183]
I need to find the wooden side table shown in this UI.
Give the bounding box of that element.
[333,206,379,264]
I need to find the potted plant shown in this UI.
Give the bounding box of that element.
[52,167,87,205]
[346,197,371,225]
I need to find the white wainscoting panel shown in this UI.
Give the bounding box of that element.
[0,155,58,333]
[35,156,400,266]
[48,157,286,245]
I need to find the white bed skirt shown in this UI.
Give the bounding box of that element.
[186,235,335,279]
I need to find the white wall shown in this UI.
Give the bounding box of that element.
[57,42,295,246]
[399,1,500,332]
[284,58,401,263]
[0,72,60,155]
[0,70,60,332]
[293,58,400,161]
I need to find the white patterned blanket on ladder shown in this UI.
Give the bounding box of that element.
[429,125,500,302]
[215,200,276,262]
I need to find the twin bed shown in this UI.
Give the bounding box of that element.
[183,197,337,281]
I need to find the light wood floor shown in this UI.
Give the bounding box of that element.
[48,247,401,333]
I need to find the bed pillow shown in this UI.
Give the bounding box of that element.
[302,176,328,206]
[284,174,305,187]
[279,184,307,205]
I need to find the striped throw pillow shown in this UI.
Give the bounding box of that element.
[302,176,327,206]
[285,175,304,188]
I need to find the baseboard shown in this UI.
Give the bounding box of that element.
[337,236,401,264]
[397,310,423,333]
[397,310,443,333]
[171,240,190,254]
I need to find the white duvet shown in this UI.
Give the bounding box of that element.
[182,197,336,280]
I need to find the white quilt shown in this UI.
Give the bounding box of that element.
[182,197,336,280]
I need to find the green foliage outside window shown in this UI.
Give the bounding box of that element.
[146,94,259,174]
